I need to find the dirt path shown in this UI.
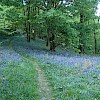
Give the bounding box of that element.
[9,38,53,100]
[34,62,53,100]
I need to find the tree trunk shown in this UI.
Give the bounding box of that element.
[23,6,28,39]
[93,19,97,54]
[46,37,49,46]
[33,32,36,40]
[94,32,97,54]
[46,28,49,47]
[27,0,31,42]
[79,13,84,53]
[49,32,55,51]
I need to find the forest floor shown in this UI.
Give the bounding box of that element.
[35,62,53,100]
[0,36,100,100]
[0,36,53,100]
[20,55,53,100]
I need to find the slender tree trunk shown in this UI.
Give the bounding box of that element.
[32,7,37,40]
[23,6,29,41]
[23,6,28,37]
[79,13,84,53]
[32,28,36,40]
[94,32,97,54]
[27,0,31,42]
[49,32,55,51]
[46,36,49,46]
[46,27,49,47]
[93,19,97,54]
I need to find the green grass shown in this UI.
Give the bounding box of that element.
[0,60,39,100]
[39,62,100,100]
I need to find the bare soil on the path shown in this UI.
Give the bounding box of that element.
[34,62,53,100]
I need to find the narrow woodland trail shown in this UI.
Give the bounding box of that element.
[9,38,53,100]
[34,62,53,100]
[22,59,53,100]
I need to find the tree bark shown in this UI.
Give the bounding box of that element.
[46,27,49,47]
[49,32,55,51]
[27,0,31,42]
[79,13,84,53]
[32,31,36,40]
[46,37,49,46]
[93,19,97,54]
[94,32,97,54]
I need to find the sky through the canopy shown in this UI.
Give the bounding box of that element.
[97,2,100,16]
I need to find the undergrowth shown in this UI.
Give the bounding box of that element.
[1,36,100,100]
[39,61,100,100]
[0,60,39,100]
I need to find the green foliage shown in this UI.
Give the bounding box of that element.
[0,0,100,54]
[66,27,80,52]
[0,5,25,36]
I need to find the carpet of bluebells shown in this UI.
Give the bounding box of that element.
[0,38,23,74]
[0,36,100,100]
[0,37,39,100]
[12,37,100,100]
